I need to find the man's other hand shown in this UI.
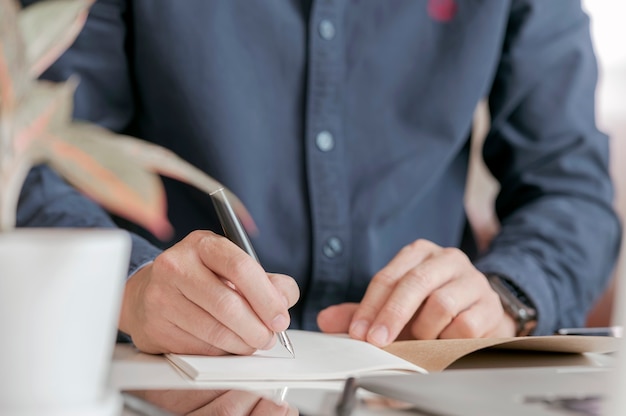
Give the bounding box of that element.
[317,239,515,346]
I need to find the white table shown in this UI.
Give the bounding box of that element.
[111,344,617,415]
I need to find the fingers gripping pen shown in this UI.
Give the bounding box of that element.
[210,188,295,358]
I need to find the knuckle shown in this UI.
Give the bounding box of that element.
[224,251,258,281]
[404,268,432,292]
[193,231,221,254]
[404,239,430,253]
[372,270,397,286]
[357,301,381,319]
[188,229,215,243]
[453,314,481,338]
[383,299,410,322]
[428,291,457,317]
[441,246,468,262]
[152,250,179,275]
[214,290,243,318]
[202,325,238,354]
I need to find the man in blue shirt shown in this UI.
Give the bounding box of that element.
[18,0,621,355]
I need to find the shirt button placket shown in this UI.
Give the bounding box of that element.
[303,2,351,329]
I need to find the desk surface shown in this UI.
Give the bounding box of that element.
[112,344,368,415]
[111,344,617,416]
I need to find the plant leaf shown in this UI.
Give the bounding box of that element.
[0,0,28,120]
[13,79,76,155]
[43,125,173,239]
[18,0,94,78]
[89,131,257,234]
[2,0,255,240]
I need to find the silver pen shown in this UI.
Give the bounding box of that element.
[210,188,295,358]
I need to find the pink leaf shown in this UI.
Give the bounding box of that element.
[13,80,76,154]
[44,134,173,240]
[0,0,28,119]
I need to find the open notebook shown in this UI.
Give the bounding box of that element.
[166,329,619,383]
[166,330,426,381]
[345,287,626,416]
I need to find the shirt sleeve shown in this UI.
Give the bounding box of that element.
[474,0,622,335]
[17,0,163,276]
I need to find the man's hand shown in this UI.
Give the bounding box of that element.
[317,239,515,346]
[118,230,300,355]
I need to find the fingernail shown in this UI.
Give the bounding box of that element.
[272,314,289,331]
[349,320,369,339]
[368,325,389,346]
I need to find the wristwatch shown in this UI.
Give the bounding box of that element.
[487,274,538,336]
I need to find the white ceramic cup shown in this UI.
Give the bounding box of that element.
[0,228,131,415]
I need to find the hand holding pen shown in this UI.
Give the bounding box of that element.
[118,197,299,356]
[211,188,296,357]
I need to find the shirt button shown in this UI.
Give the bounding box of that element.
[323,237,343,258]
[316,131,334,152]
[318,19,336,40]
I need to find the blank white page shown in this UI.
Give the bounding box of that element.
[166,330,426,381]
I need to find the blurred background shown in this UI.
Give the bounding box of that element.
[582,0,626,325]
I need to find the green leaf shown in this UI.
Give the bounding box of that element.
[43,124,173,239]
[18,0,94,78]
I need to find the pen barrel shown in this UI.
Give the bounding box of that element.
[210,188,260,263]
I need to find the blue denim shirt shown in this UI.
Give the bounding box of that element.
[17,0,621,334]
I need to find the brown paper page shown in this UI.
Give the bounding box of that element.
[383,335,620,372]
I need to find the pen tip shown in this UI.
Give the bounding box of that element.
[284,342,295,359]
[278,331,295,358]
